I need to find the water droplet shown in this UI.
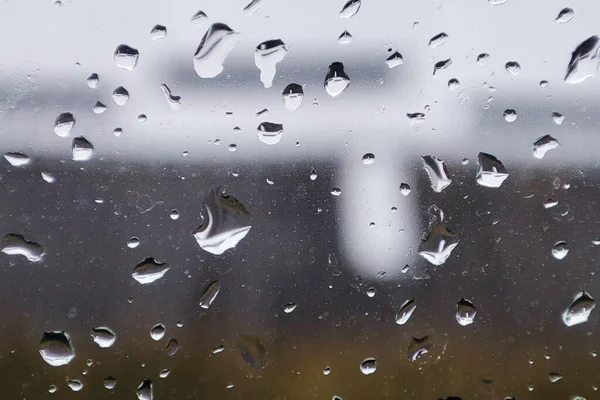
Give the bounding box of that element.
[422,155,452,192]
[477,53,490,65]
[456,298,477,326]
[3,151,30,167]
[169,209,179,220]
[399,183,411,196]
[283,303,297,313]
[362,153,375,165]
[160,84,181,110]
[407,112,425,124]
[418,205,458,266]
[48,385,57,393]
[359,358,377,375]
[137,114,147,122]
[339,0,361,18]
[54,112,75,137]
[193,23,240,78]
[488,0,508,4]
[92,100,107,114]
[282,83,303,111]
[552,241,569,260]
[337,30,353,44]
[257,122,284,145]
[127,237,140,249]
[366,287,376,297]
[40,171,55,184]
[199,281,221,309]
[550,112,565,126]
[190,10,208,23]
[556,8,574,23]
[505,61,521,75]
[565,36,600,83]
[112,86,129,106]
[429,32,448,48]
[131,258,170,284]
[433,58,452,75]
[1,233,45,262]
[476,152,509,188]
[165,338,179,357]
[242,0,265,15]
[549,372,563,383]
[136,380,152,400]
[254,39,288,88]
[385,51,404,68]
[395,299,416,325]
[540,80,549,87]
[323,367,331,375]
[212,345,225,354]
[562,291,595,327]
[407,336,432,362]
[113,127,122,137]
[324,62,350,97]
[543,199,558,209]
[228,143,237,152]
[255,108,269,118]
[150,323,166,341]
[72,137,93,161]
[503,109,517,122]
[67,379,83,392]
[39,331,75,366]
[150,25,166,40]
[103,376,116,389]
[331,188,342,196]
[533,135,560,159]
[114,45,139,70]
[86,73,99,88]
[193,187,252,255]
[159,369,170,378]
[91,327,116,348]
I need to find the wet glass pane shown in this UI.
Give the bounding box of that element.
[1,0,599,399]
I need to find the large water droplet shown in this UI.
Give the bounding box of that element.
[556,8,574,23]
[160,84,181,110]
[562,291,595,327]
[193,187,252,255]
[193,23,240,78]
[112,86,129,106]
[4,152,30,166]
[199,281,221,309]
[257,122,284,145]
[39,331,75,366]
[456,298,477,326]
[532,134,560,159]
[91,327,116,348]
[395,299,416,325]
[72,137,94,161]
[385,51,404,68]
[282,83,303,111]
[422,155,452,192]
[324,62,350,97]
[359,358,377,375]
[150,323,166,341]
[136,380,153,400]
[1,233,45,262]
[86,73,99,88]
[339,0,361,18]
[505,61,521,75]
[54,112,75,137]
[476,152,509,188]
[67,379,83,392]
[103,376,116,390]
[418,205,458,266]
[433,58,452,75]
[114,45,139,70]
[150,25,167,40]
[254,39,288,88]
[429,32,448,48]
[165,338,179,357]
[337,30,353,44]
[565,36,600,83]
[131,257,170,284]
[407,336,432,362]
[552,241,569,260]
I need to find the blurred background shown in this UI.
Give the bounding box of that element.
[0,0,599,399]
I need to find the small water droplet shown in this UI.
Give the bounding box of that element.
[476,152,508,188]
[127,237,140,249]
[433,58,452,75]
[309,169,318,181]
[337,30,353,44]
[228,143,237,152]
[257,122,284,145]
[169,209,179,220]
[533,135,560,159]
[67,379,83,392]
[39,331,75,366]
[41,171,56,183]
[395,299,416,325]
[112,86,129,105]
[92,100,107,114]
[323,367,331,375]
[48,385,57,393]
[150,324,166,341]
[362,153,375,165]
[551,112,565,125]
[331,188,342,196]
[543,199,558,209]
[283,303,297,313]
[366,287,376,298]
[429,32,448,48]
[1,233,45,262]
[136,379,152,400]
[477,53,490,65]
[137,114,147,122]
[399,183,411,196]
[54,112,75,137]
[91,327,116,348]
[549,372,563,383]
[199,281,221,309]
[422,155,452,192]
[193,23,240,78]
[407,112,425,124]
[359,358,377,375]
[407,336,432,362]
[112,127,122,137]
[103,376,116,389]
[540,80,549,87]
[160,84,181,110]
[165,338,179,357]
[505,61,521,75]
[503,108,517,122]
[242,0,266,15]
[556,8,574,23]
[552,241,569,260]
[212,345,225,354]
[563,291,595,327]
[190,10,208,23]
[325,62,350,97]
[385,51,404,68]
[114,44,139,70]
[565,36,600,83]
[418,205,458,266]
[131,257,170,284]
[150,25,167,40]
[282,83,303,111]
[448,78,460,90]
[255,39,288,88]
[456,298,477,326]
[159,369,170,378]
[339,0,361,18]
[86,73,99,88]
[72,137,94,161]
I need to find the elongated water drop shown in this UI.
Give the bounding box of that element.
[1,233,44,262]
[562,291,595,327]
[407,336,432,362]
[533,135,560,159]
[422,155,451,192]
[190,10,208,23]
[54,112,75,137]
[456,298,477,326]
[339,0,361,18]
[114,45,139,70]
[165,338,179,357]
[193,23,240,78]
[199,281,221,309]
[67,379,83,391]
[395,299,416,325]
[136,380,152,400]
[160,84,181,110]
[255,39,288,88]
[429,32,448,48]
[4,152,30,166]
[565,36,600,83]
[91,327,116,348]
[418,205,458,266]
[433,58,452,75]
[283,303,297,313]
[556,8,574,23]
[131,258,170,284]
[39,331,75,366]
[476,152,508,188]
